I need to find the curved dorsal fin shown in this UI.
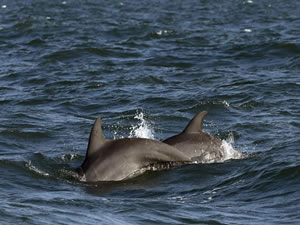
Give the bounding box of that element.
[183,111,208,133]
[86,117,106,157]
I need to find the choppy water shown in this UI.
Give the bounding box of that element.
[1,0,300,224]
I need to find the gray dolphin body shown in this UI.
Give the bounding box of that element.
[163,111,242,163]
[79,117,190,182]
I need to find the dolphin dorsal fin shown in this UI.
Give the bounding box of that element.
[183,111,208,133]
[86,117,106,157]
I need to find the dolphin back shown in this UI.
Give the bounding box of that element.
[79,117,190,182]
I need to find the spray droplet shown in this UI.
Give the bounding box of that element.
[129,112,155,139]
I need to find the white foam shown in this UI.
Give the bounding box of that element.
[221,134,244,161]
[222,100,230,107]
[129,112,155,139]
[244,28,252,33]
[61,154,76,161]
[155,30,173,36]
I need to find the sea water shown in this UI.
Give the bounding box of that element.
[0,0,299,224]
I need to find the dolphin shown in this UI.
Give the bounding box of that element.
[163,111,242,163]
[78,116,190,182]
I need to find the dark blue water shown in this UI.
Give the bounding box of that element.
[1,0,300,224]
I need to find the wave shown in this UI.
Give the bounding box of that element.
[25,160,50,177]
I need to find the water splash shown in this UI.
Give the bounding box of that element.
[221,134,244,161]
[110,123,125,140]
[155,30,174,36]
[25,161,50,177]
[129,112,155,139]
[60,154,77,161]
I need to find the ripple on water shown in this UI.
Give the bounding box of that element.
[0,0,299,224]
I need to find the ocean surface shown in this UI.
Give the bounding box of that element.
[1,0,299,224]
